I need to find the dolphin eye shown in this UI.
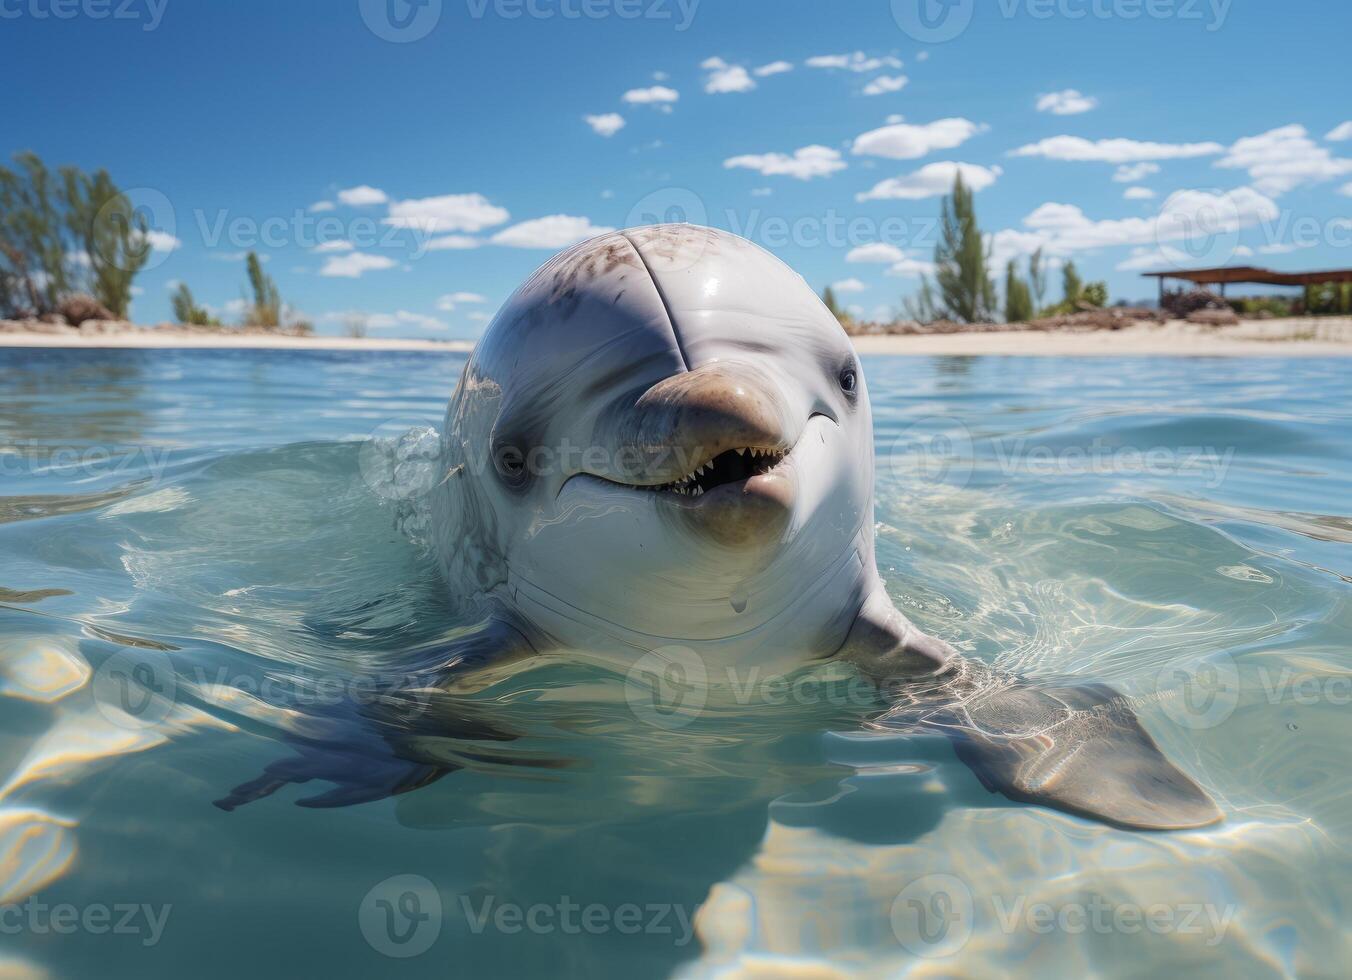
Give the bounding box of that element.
[494,445,528,487]
[838,366,858,393]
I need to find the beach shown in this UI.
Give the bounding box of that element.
[3,317,1351,356]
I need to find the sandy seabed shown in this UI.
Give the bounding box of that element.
[2,318,1351,357]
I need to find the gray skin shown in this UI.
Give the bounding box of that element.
[219,226,1220,831]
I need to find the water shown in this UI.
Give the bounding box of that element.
[1,349,1350,979]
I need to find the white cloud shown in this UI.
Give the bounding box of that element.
[1113,162,1161,182]
[437,291,487,311]
[310,200,336,213]
[701,57,755,94]
[862,75,909,96]
[319,252,398,278]
[144,230,181,252]
[750,187,773,196]
[322,310,446,331]
[831,277,867,293]
[1036,89,1099,115]
[846,243,905,264]
[1341,182,1352,197]
[753,60,793,77]
[1123,186,1156,200]
[585,113,626,137]
[1258,241,1315,255]
[385,193,509,233]
[313,239,355,253]
[1010,136,1225,163]
[653,71,669,81]
[1215,124,1352,195]
[1326,121,1352,142]
[887,256,936,278]
[856,161,1001,201]
[852,118,986,160]
[1116,245,1191,271]
[1012,187,1279,255]
[490,215,616,249]
[425,234,481,250]
[623,85,680,104]
[724,145,846,180]
[806,52,903,72]
[337,185,388,206]
[916,51,930,62]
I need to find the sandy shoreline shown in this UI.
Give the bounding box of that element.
[2,318,1350,357]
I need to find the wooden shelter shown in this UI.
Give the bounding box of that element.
[1142,265,1352,303]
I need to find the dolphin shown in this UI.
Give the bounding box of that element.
[219,224,1220,831]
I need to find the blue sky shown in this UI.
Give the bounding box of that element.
[7,0,1351,336]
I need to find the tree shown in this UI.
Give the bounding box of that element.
[1004,259,1034,323]
[1061,261,1084,310]
[245,251,281,327]
[1082,281,1109,308]
[62,168,150,318]
[821,285,842,319]
[933,173,994,323]
[0,152,70,316]
[171,282,217,325]
[1028,247,1048,313]
[902,275,942,324]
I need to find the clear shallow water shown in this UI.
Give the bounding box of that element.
[0,349,1350,979]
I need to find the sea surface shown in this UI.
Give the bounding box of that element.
[1,348,1349,979]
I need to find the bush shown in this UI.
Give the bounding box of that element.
[57,293,115,326]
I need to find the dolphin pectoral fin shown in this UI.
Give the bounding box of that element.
[213,616,542,811]
[839,590,1220,830]
[933,682,1223,831]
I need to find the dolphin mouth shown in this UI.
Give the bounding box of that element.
[642,445,787,498]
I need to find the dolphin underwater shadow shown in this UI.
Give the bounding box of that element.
[216,224,1221,833]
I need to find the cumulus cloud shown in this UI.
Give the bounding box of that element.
[425,235,481,250]
[1036,89,1099,115]
[312,239,355,253]
[1326,121,1352,142]
[1113,162,1161,182]
[1115,245,1191,271]
[753,60,793,77]
[337,185,388,206]
[831,277,867,293]
[144,229,181,252]
[585,113,626,137]
[622,85,680,104]
[310,200,336,213]
[1123,186,1156,200]
[1341,182,1352,197]
[1009,136,1225,163]
[724,145,847,180]
[856,161,1001,201]
[352,310,446,331]
[701,57,756,94]
[319,252,398,278]
[1215,124,1352,195]
[385,193,509,233]
[436,291,487,311]
[852,118,986,160]
[806,52,903,72]
[846,243,906,264]
[862,75,909,96]
[887,255,936,278]
[490,215,616,248]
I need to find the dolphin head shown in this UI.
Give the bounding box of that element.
[434,225,876,665]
